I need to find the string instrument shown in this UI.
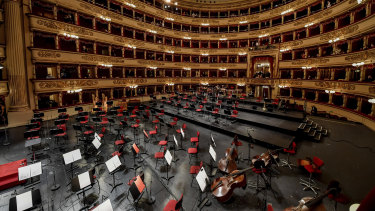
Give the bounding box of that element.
[211,167,253,203]
[284,182,340,211]
[252,149,280,168]
[218,142,238,174]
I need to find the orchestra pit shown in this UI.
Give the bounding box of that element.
[0,0,375,210]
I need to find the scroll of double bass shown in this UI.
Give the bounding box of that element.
[218,143,238,174]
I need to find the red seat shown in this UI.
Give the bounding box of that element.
[196,105,203,112]
[212,108,219,114]
[158,135,169,149]
[83,130,93,135]
[154,147,166,169]
[300,156,324,194]
[169,117,178,126]
[230,110,239,118]
[188,143,199,163]
[190,131,200,144]
[163,194,183,211]
[149,125,158,135]
[176,123,187,134]
[100,117,109,125]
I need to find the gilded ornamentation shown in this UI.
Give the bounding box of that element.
[293,10,333,26]
[156,78,182,83]
[37,51,61,58]
[191,19,220,25]
[227,15,260,24]
[79,3,123,21]
[36,19,94,36]
[136,22,165,33]
[248,78,271,84]
[113,79,147,84]
[319,25,359,41]
[138,60,165,66]
[81,55,125,63]
[174,32,200,37]
[291,58,329,65]
[344,50,375,61]
[248,27,280,36]
[38,80,98,89]
[113,37,145,47]
[174,63,200,67]
[280,40,303,48]
[192,49,218,53]
[159,46,181,53]
[315,81,355,90]
[369,86,375,94]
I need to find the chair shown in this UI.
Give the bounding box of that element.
[190,131,200,145]
[169,117,178,127]
[111,146,125,162]
[188,143,199,163]
[280,142,296,169]
[300,156,324,194]
[196,105,203,116]
[100,117,109,126]
[115,135,125,148]
[189,161,203,186]
[163,194,183,211]
[183,103,189,112]
[158,135,169,150]
[230,110,239,118]
[176,123,186,134]
[154,146,166,169]
[149,125,158,141]
[98,127,106,141]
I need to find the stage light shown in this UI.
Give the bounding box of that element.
[63,33,79,39]
[149,67,158,69]
[183,37,191,40]
[148,29,157,34]
[238,52,247,55]
[219,38,227,41]
[352,62,364,67]
[258,34,268,38]
[280,48,290,52]
[325,90,335,94]
[183,67,191,70]
[302,66,312,69]
[219,68,227,71]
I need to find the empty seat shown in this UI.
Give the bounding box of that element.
[312,123,317,129]
[316,126,323,132]
[308,130,316,137]
[303,127,311,134]
[298,123,306,130]
[321,129,328,136]
[314,133,322,141]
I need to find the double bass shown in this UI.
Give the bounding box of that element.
[218,141,238,174]
[211,167,253,203]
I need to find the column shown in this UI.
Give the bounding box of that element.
[356,98,362,112]
[4,0,30,111]
[345,67,350,81]
[342,95,348,107]
[78,65,81,78]
[58,93,63,107]
[315,91,319,101]
[289,88,293,97]
[328,93,333,104]
[370,103,375,117]
[302,89,306,99]
[78,92,83,104]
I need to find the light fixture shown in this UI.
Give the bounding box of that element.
[174,2,178,5]
[302,66,312,69]
[99,15,111,22]
[0,64,3,70]
[100,64,113,67]
[257,63,269,67]
[67,89,82,93]
[278,85,288,88]
[125,2,136,8]
[368,98,375,104]
[127,44,137,49]
[258,34,268,38]
[148,29,157,34]
[219,38,227,41]
[328,38,340,43]
[325,90,336,94]
[280,48,290,52]
[201,23,210,26]
[167,50,175,54]
[304,22,314,27]
[352,62,365,67]
[149,66,158,69]
[165,0,171,3]
[201,82,209,86]
[237,83,245,86]
[357,0,363,3]
[129,85,138,89]
[219,68,227,71]
[239,21,248,24]
[63,33,79,39]
[281,9,293,15]
[166,82,175,86]
[165,17,175,21]
[201,53,209,56]
[238,52,247,56]
[183,37,191,40]
[183,67,191,70]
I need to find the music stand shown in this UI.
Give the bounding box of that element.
[105,155,123,193]
[92,117,101,130]
[129,143,141,174]
[128,175,146,207]
[172,135,179,163]
[54,119,65,126]
[161,150,174,185]
[18,162,42,188]
[96,102,102,107]
[209,144,218,177]
[142,130,149,155]
[196,167,211,208]
[63,149,82,181]
[91,199,113,211]
[177,127,186,151]
[58,108,67,113]
[77,171,92,209]
[9,189,42,211]
[92,137,103,163]
[75,106,83,112]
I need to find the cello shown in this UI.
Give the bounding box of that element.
[211,167,253,203]
[218,137,239,174]
[284,181,340,211]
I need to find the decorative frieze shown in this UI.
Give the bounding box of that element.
[319,25,359,41]
[344,49,375,62]
[293,10,333,26]
[113,79,148,84]
[315,81,356,90]
[79,3,123,21]
[36,19,94,36]
[280,40,303,48]
[291,58,329,65]
[38,80,99,89]
[37,51,61,58]
[81,55,125,63]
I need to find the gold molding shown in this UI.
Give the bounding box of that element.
[37,51,61,58]
[315,81,356,90]
[344,49,375,62]
[291,58,330,65]
[38,80,99,89]
[319,25,359,41]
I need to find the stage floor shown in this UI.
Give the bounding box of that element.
[0,111,374,210]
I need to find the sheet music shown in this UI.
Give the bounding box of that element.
[30,162,42,177]
[95,133,101,141]
[92,199,113,211]
[72,149,82,162]
[105,155,121,173]
[16,191,33,211]
[181,128,185,138]
[173,135,178,147]
[18,166,30,181]
[92,138,101,149]
[196,167,209,192]
[78,171,91,189]
[211,134,216,147]
[165,150,172,165]
[209,145,217,162]
[63,153,74,165]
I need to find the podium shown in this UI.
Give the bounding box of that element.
[91,199,113,211]
[9,189,42,211]
[18,162,42,188]
[162,150,174,185]
[105,155,123,193]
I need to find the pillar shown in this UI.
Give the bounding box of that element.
[4,0,30,111]
[370,103,375,117]
[328,93,333,104]
[343,95,348,107]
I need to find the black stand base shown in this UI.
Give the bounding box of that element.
[147,196,156,204]
[51,184,61,191]
[110,183,123,193]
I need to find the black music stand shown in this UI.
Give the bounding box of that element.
[18,161,42,189]
[142,130,150,155]
[9,189,42,211]
[25,138,42,163]
[58,108,67,113]
[33,112,44,118]
[92,117,101,131]
[172,135,179,163]
[208,145,218,177]
[128,175,146,207]
[129,143,142,175]
[161,150,174,185]
[63,149,82,184]
[105,155,123,193]
[196,167,211,208]
[71,170,95,210]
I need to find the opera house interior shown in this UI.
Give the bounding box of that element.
[0,0,375,210]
